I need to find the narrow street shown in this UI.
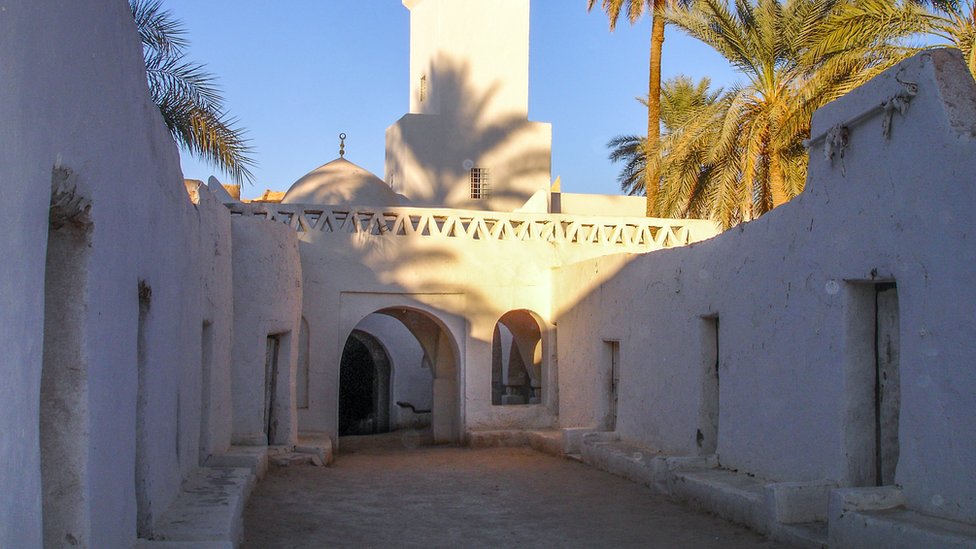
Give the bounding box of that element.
[243,434,791,548]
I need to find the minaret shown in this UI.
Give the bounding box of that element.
[386,0,552,212]
[403,0,530,118]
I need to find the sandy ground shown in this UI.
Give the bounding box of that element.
[243,436,793,549]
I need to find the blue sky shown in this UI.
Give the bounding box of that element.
[164,0,739,199]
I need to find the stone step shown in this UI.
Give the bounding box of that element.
[295,433,335,466]
[671,468,769,533]
[206,445,268,480]
[773,521,828,549]
[148,467,255,547]
[465,429,563,456]
[580,438,660,487]
[270,453,323,467]
[338,429,435,453]
[136,541,234,549]
[831,506,976,548]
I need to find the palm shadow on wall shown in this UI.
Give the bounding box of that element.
[302,59,561,441]
[386,56,552,211]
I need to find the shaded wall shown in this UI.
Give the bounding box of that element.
[0,1,272,545]
[231,217,303,446]
[554,50,976,525]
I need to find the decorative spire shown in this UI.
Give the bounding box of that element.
[339,133,346,158]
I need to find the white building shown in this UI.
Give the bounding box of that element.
[1,1,974,547]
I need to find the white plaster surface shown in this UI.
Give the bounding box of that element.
[386,0,553,211]
[0,2,246,545]
[555,50,976,530]
[230,217,303,447]
[282,158,400,207]
[4,1,976,546]
[557,193,649,217]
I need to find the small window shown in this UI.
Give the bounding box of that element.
[420,75,427,103]
[470,168,490,199]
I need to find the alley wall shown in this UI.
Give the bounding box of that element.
[555,49,976,525]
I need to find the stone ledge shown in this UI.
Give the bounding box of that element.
[771,521,828,549]
[561,427,601,454]
[465,429,563,456]
[136,541,235,549]
[828,487,976,548]
[206,446,269,480]
[294,433,335,466]
[148,467,255,548]
[580,437,660,487]
[671,468,769,533]
[578,433,716,494]
[829,507,976,548]
[765,480,835,524]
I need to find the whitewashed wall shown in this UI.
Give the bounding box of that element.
[0,2,280,545]
[386,0,553,212]
[554,50,976,525]
[231,217,303,447]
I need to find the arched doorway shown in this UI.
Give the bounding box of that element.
[338,305,461,444]
[492,310,544,406]
[338,330,392,436]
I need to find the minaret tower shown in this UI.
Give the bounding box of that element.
[403,0,530,118]
[386,0,552,212]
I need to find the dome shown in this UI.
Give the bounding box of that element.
[281,158,401,206]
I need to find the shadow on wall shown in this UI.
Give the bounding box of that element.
[386,56,552,211]
[549,50,976,527]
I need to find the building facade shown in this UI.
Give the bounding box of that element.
[1,1,974,547]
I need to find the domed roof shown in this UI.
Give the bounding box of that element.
[281,157,401,206]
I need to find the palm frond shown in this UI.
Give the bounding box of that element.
[131,0,188,58]
[130,0,256,184]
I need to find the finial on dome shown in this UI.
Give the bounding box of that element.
[339,133,346,158]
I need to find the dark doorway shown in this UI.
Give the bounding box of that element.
[264,335,281,445]
[699,316,720,455]
[339,330,392,436]
[847,281,901,487]
[604,340,620,431]
[874,283,900,486]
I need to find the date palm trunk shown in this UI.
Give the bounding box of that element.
[645,0,666,217]
[769,149,789,208]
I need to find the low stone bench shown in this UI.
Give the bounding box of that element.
[140,466,255,548]
[465,429,563,456]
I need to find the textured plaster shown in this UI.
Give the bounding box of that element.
[555,50,976,525]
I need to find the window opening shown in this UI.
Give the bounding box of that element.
[491,311,543,405]
[604,340,620,430]
[264,335,281,445]
[470,168,491,199]
[698,316,720,454]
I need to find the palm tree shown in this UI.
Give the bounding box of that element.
[587,0,692,217]
[821,2,976,75]
[649,77,727,218]
[609,76,722,199]
[131,0,255,184]
[663,0,926,227]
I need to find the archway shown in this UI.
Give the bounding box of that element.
[338,305,461,443]
[338,330,392,436]
[492,310,544,406]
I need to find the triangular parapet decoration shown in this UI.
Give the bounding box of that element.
[224,203,720,251]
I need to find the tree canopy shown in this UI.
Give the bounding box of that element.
[131,0,255,184]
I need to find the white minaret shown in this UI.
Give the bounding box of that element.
[387,0,552,212]
[403,0,530,117]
